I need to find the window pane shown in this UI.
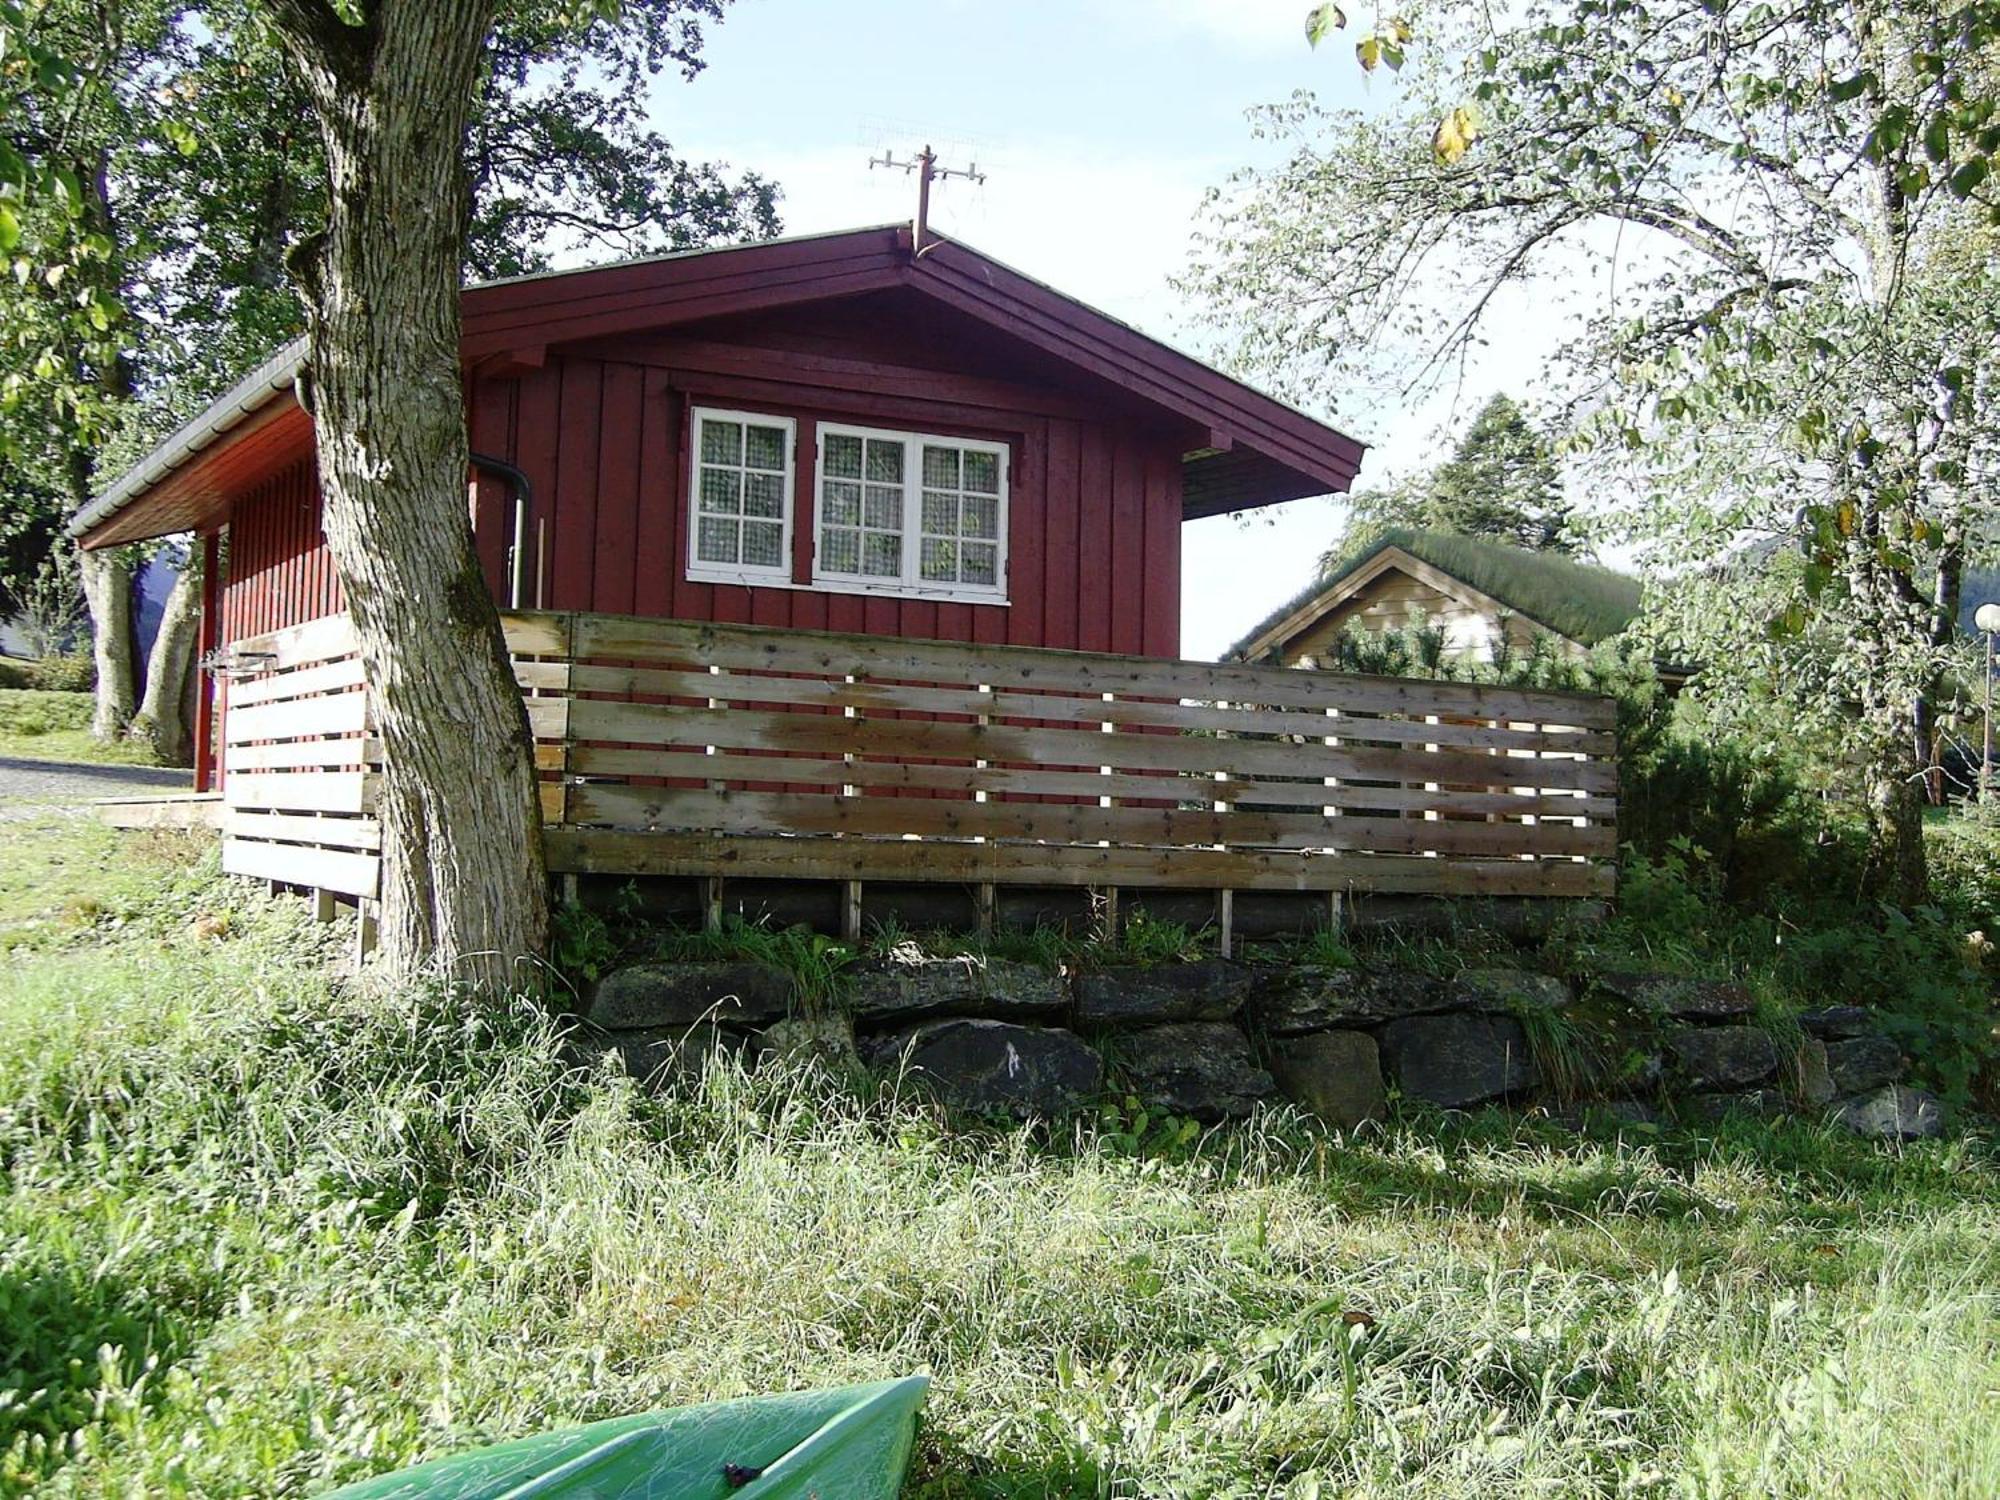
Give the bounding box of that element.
[697,516,737,564]
[700,467,741,515]
[922,445,960,488]
[744,424,786,471]
[742,521,784,568]
[820,528,860,574]
[824,433,863,479]
[963,450,999,494]
[962,494,999,540]
[920,538,957,582]
[962,542,998,586]
[823,479,861,525]
[865,439,903,483]
[921,491,957,534]
[863,532,901,576]
[700,418,742,466]
[744,472,785,518]
[864,485,902,530]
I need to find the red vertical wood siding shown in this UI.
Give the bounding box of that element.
[460,349,1185,658]
[217,337,1188,665]
[221,456,342,642]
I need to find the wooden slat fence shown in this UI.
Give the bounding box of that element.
[219,610,1619,905]
[514,611,1618,899]
[219,613,380,897]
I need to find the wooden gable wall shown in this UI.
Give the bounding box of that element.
[1282,565,1556,665]
[464,303,1187,657]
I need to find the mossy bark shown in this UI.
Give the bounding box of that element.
[265,0,547,986]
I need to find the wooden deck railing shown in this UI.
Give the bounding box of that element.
[218,610,1619,906]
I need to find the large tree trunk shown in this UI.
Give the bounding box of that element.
[78,548,135,740]
[265,0,546,987]
[129,552,201,765]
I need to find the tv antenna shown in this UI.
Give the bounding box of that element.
[869,143,987,253]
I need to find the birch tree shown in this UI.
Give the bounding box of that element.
[1191,0,2000,900]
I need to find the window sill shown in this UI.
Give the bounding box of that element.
[684,568,1009,608]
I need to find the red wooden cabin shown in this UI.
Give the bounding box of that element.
[76,224,1364,778]
[75,226,1619,927]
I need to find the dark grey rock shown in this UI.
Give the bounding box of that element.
[1597,972,1754,1021]
[1793,1038,1837,1107]
[1825,1035,1902,1095]
[1685,1088,1790,1121]
[1599,1097,1661,1127]
[1546,1097,1660,1132]
[758,1012,860,1070]
[1248,966,1450,1033]
[1665,1025,1777,1090]
[1074,959,1253,1025]
[1377,1013,1537,1108]
[1835,1084,1944,1141]
[847,955,1066,1025]
[1452,968,1571,1013]
[588,960,792,1030]
[575,1023,744,1086]
[870,1020,1101,1118]
[1268,1029,1384,1129]
[1119,1022,1276,1120]
[1799,1004,1874,1040]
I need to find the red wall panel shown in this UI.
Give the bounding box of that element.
[221,456,341,642]
[219,328,1188,663]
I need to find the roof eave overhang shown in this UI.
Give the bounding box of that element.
[78,224,1368,546]
[71,337,307,548]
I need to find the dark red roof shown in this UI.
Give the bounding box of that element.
[79,225,1363,547]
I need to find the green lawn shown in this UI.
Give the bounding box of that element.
[1,815,1996,1497]
[0,689,166,767]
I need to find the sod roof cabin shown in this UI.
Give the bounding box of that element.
[1225,528,1647,668]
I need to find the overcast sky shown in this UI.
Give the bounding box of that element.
[644,0,1574,657]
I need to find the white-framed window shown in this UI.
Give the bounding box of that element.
[815,422,1009,601]
[686,406,795,585]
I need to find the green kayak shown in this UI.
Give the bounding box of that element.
[324,1376,930,1499]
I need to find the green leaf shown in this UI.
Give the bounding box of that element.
[1356,35,1381,71]
[1924,112,1951,164]
[0,202,16,253]
[1305,3,1346,47]
[1949,157,1989,197]
[162,119,200,158]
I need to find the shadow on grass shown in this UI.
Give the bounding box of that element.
[0,1259,199,1477]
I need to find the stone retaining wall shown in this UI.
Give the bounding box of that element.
[577,955,1945,1142]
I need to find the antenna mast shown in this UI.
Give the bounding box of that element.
[868,143,987,252]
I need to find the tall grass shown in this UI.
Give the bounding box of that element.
[1,817,1996,1497]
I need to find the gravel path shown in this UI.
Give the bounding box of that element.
[0,755,196,811]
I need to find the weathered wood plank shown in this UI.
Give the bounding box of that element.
[94,794,222,830]
[222,770,375,814]
[227,655,367,707]
[222,837,380,898]
[229,612,359,671]
[225,736,380,772]
[223,811,383,850]
[552,611,1618,728]
[225,692,370,744]
[564,784,1616,857]
[558,662,1614,755]
[563,700,1618,793]
[501,612,574,656]
[543,828,1617,898]
[561,745,1616,819]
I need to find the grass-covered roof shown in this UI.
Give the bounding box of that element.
[1226,526,1645,661]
